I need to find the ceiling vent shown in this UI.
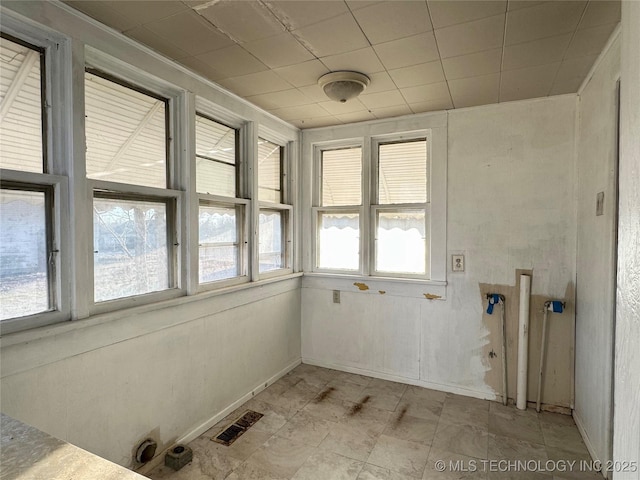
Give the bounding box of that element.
[318,71,370,103]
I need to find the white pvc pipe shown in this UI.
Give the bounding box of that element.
[517,274,531,410]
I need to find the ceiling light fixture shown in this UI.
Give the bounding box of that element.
[318,71,370,103]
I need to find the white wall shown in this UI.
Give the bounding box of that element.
[0,279,301,466]
[573,30,620,470]
[613,1,640,476]
[302,96,577,405]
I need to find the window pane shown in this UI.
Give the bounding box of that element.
[0,37,43,173]
[259,210,284,272]
[322,147,361,206]
[379,140,427,204]
[376,210,425,274]
[196,115,236,196]
[199,205,240,283]
[93,197,169,302]
[317,212,359,271]
[258,139,281,203]
[0,189,50,319]
[85,72,167,188]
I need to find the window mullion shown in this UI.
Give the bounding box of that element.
[246,122,259,282]
[362,136,372,276]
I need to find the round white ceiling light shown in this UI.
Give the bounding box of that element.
[318,71,370,103]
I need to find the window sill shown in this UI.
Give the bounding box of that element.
[302,272,447,300]
[0,272,303,348]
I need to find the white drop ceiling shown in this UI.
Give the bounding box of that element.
[65,0,620,129]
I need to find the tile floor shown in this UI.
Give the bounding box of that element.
[147,364,601,480]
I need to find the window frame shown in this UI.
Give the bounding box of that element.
[310,128,445,283]
[83,65,185,316]
[257,133,293,279]
[0,21,72,335]
[194,105,251,291]
[370,135,430,280]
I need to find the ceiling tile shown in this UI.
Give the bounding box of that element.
[318,99,368,115]
[144,10,234,56]
[269,104,330,121]
[265,0,349,30]
[293,13,369,57]
[388,61,445,89]
[502,34,572,71]
[196,45,268,77]
[352,1,432,45]
[334,111,377,123]
[579,0,621,29]
[124,26,190,60]
[551,54,598,94]
[320,47,385,75]
[359,89,407,109]
[298,84,330,103]
[346,0,384,10]
[435,14,505,58]
[400,82,450,103]
[116,1,187,24]
[441,48,502,80]
[197,1,284,43]
[293,116,342,128]
[505,1,586,46]
[565,23,618,59]
[507,1,544,11]
[178,56,226,81]
[410,97,454,113]
[448,72,500,108]
[365,71,398,94]
[427,1,506,29]
[274,60,330,87]
[218,71,292,97]
[500,62,560,102]
[243,33,314,69]
[374,32,439,70]
[65,1,140,31]
[246,88,313,110]
[372,104,413,118]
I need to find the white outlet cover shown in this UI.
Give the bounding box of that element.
[452,254,465,272]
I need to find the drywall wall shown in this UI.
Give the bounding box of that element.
[574,30,620,470]
[0,279,302,466]
[302,95,577,406]
[613,1,640,476]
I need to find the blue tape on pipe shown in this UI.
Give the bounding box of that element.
[551,301,564,313]
[487,294,501,314]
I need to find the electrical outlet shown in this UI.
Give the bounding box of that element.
[333,290,340,303]
[452,254,465,272]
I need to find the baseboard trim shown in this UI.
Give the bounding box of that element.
[136,357,301,475]
[573,410,606,478]
[302,357,497,402]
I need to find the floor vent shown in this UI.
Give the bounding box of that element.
[212,410,264,446]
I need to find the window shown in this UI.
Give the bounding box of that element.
[316,147,362,271]
[0,31,68,332]
[258,138,291,274]
[314,137,431,279]
[373,139,428,276]
[196,114,247,286]
[85,70,179,306]
[0,188,51,319]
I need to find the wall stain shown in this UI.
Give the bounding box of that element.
[353,282,369,291]
[378,290,386,295]
[423,293,442,300]
[479,271,574,410]
[348,395,371,416]
[314,387,334,403]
